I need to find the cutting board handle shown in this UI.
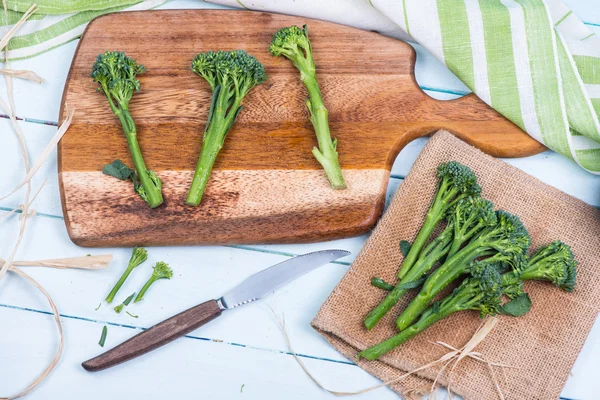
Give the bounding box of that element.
[388,92,545,163]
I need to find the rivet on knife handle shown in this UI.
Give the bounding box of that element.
[82,300,222,372]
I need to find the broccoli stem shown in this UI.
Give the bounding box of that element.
[186,83,243,206]
[105,247,147,304]
[362,261,503,360]
[363,226,452,330]
[186,124,224,206]
[134,277,157,303]
[106,271,130,304]
[117,109,163,208]
[359,297,460,360]
[395,243,482,330]
[302,76,346,189]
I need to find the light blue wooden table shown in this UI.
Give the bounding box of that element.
[1,1,599,399]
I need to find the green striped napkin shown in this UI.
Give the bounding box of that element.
[1,0,165,61]
[209,0,600,174]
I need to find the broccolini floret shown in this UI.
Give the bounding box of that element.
[106,247,147,304]
[358,261,502,360]
[91,51,163,208]
[363,161,480,330]
[270,25,346,190]
[134,262,173,303]
[446,196,496,258]
[502,241,577,294]
[395,210,530,330]
[186,50,267,206]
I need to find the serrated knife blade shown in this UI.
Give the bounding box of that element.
[219,249,350,309]
[82,249,350,372]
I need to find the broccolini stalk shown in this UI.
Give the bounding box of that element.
[269,25,346,190]
[134,262,173,303]
[363,162,480,330]
[186,50,267,206]
[364,223,454,330]
[502,241,577,293]
[358,262,502,361]
[91,51,163,208]
[395,210,530,331]
[105,247,147,304]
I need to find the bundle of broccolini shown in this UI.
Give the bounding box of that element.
[186,50,267,206]
[270,25,346,190]
[359,161,577,360]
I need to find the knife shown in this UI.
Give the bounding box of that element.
[82,249,350,372]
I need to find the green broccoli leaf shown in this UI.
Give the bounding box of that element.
[400,240,412,257]
[498,293,532,317]
[103,159,137,181]
[103,160,148,201]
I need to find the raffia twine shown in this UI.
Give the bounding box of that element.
[0,4,112,399]
[267,303,513,399]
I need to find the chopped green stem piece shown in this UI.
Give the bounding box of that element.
[114,292,136,313]
[270,25,346,189]
[371,277,395,291]
[91,51,163,208]
[99,325,108,347]
[358,262,502,360]
[126,311,139,318]
[134,262,173,303]
[95,303,101,311]
[395,211,530,331]
[186,50,267,206]
[106,247,147,304]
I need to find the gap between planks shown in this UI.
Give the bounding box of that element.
[0,302,355,366]
[0,303,580,400]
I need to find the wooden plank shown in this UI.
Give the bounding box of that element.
[58,10,545,247]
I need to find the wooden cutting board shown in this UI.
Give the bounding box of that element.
[58,10,545,247]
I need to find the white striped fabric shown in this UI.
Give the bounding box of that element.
[207,0,600,174]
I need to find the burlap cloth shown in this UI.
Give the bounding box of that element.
[311,131,600,400]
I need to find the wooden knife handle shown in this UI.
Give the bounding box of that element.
[82,300,222,372]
